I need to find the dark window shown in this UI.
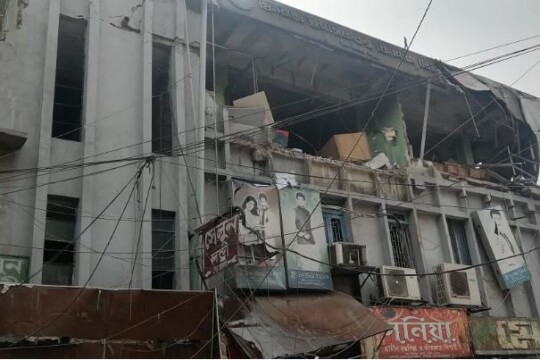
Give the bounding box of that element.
[152,209,175,289]
[152,42,173,155]
[52,16,87,141]
[388,214,414,268]
[322,208,349,245]
[42,195,79,285]
[447,219,472,265]
[0,0,8,32]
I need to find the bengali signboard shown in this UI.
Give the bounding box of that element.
[367,307,471,358]
[472,206,531,289]
[229,181,286,290]
[201,214,240,279]
[470,317,540,355]
[280,187,332,290]
[0,255,28,283]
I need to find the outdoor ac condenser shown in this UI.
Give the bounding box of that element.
[435,263,482,307]
[379,265,422,302]
[329,243,367,268]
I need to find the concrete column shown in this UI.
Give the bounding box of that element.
[74,0,100,286]
[378,203,394,266]
[462,190,490,308]
[137,0,154,289]
[174,0,190,290]
[29,0,61,284]
[409,206,433,303]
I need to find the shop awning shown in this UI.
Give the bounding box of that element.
[222,291,391,358]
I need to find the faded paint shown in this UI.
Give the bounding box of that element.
[470,317,540,355]
[0,255,28,282]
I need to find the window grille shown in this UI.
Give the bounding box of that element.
[447,219,471,265]
[152,209,176,289]
[322,208,349,245]
[42,195,79,286]
[388,213,414,268]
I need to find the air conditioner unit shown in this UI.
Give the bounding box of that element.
[329,243,367,268]
[379,266,421,302]
[435,263,482,307]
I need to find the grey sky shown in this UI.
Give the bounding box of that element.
[277,0,540,97]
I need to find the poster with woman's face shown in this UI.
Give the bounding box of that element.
[228,181,286,290]
[279,187,332,290]
[472,206,531,289]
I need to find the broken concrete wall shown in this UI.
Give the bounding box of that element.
[367,96,409,167]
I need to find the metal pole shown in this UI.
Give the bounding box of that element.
[419,82,432,160]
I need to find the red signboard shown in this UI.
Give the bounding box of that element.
[369,307,471,358]
[201,214,240,278]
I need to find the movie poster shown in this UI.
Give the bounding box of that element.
[472,206,531,289]
[228,181,286,290]
[279,187,332,290]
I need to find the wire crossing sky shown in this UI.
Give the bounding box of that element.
[277,0,540,97]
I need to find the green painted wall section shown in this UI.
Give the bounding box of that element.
[367,97,409,166]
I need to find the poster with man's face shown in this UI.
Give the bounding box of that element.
[279,187,332,290]
[227,181,286,290]
[472,206,531,289]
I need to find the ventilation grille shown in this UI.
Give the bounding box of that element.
[449,272,470,297]
[387,269,409,298]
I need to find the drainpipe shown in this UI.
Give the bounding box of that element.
[197,0,208,226]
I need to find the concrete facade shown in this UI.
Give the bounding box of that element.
[1,0,540,323]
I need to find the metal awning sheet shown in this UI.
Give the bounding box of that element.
[520,94,540,135]
[224,291,391,358]
[445,66,525,121]
[445,67,491,92]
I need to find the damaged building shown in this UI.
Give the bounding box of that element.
[2,0,540,357]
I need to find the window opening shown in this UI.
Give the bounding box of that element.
[52,16,87,141]
[152,209,176,289]
[152,42,173,155]
[388,213,414,268]
[0,0,9,33]
[323,208,349,245]
[447,219,471,265]
[42,195,79,285]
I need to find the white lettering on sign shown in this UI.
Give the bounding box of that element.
[389,316,455,345]
[204,215,239,251]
